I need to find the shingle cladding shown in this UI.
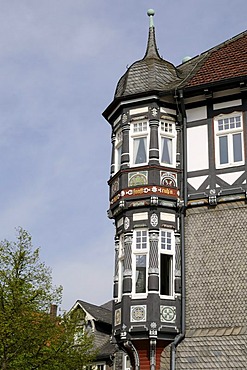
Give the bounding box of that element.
[161,331,247,369]
[160,202,247,369]
[185,203,247,329]
[114,26,181,98]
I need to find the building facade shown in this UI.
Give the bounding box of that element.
[71,300,131,370]
[103,10,247,370]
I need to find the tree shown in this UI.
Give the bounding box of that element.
[0,228,95,370]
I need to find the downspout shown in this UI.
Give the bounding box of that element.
[170,89,187,369]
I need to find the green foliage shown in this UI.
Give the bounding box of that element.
[0,228,95,370]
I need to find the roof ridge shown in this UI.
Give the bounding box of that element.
[77,300,111,312]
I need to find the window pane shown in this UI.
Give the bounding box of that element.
[116,145,122,170]
[160,254,172,296]
[134,137,147,164]
[233,133,242,162]
[161,231,172,250]
[161,137,172,164]
[219,136,228,164]
[135,255,146,293]
[136,230,147,249]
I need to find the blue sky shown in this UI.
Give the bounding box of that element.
[0,0,247,311]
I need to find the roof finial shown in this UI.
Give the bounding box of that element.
[147,9,155,28]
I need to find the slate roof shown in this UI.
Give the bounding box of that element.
[96,341,118,361]
[160,327,247,369]
[76,300,112,325]
[114,25,181,98]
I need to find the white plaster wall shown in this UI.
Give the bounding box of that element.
[187,106,207,122]
[213,99,242,110]
[187,125,209,171]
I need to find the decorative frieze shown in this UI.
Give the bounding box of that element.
[110,185,178,205]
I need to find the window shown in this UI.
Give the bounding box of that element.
[160,120,176,166]
[131,121,149,166]
[133,230,148,296]
[215,113,244,168]
[96,364,105,370]
[160,230,174,297]
[115,130,123,172]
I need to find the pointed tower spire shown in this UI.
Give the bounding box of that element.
[144,9,161,59]
[113,9,181,98]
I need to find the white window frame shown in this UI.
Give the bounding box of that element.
[114,129,123,173]
[95,363,106,370]
[159,120,176,167]
[132,229,148,298]
[159,229,175,299]
[130,121,149,166]
[214,112,244,169]
[123,354,131,370]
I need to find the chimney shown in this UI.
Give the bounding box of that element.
[50,304,58,319]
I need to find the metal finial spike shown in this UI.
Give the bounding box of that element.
[147,9,155,28]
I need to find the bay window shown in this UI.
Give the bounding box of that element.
[133,229,148,296]
[215,113,244,168]
[115,130,123,172]
[160,120,176,166]
[131,121,149,166]
[160,229,175,297]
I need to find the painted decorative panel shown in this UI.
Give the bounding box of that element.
[160,171,177,187]
[130,305,146,322]
[111,178,120,197]
[115,308,121,326]
[128,171,148,187]
[160,306,176,323]
[110,185,178,205]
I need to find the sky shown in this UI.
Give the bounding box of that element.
[0,0,247,311]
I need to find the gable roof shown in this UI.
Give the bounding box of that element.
[76,300,112,325]
[178,30,247,89]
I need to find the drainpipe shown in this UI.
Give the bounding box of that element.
[170,89,187,369]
